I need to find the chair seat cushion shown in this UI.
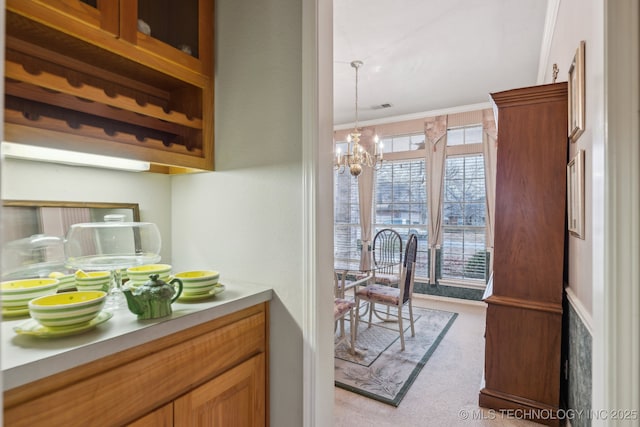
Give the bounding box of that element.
[354,272,399,285]
[356,284,400,306]
[373,273,399,285]
[334,298,355,320]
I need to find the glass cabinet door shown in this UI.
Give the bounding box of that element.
[119,0,212,76]
[35,0,120,35]
[137,0,200,59]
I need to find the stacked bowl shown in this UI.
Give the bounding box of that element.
[1,278,59,313]
[75,271,111,293]
[126,264,172,287]
[28,291,107,328]
[49,272,76,292]
[174,270,220,296]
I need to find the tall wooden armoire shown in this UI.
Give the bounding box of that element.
[479,83,567,426]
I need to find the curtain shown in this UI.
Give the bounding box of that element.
[482,108,498,275]
[425,115,447,284]
[358,128,376,270]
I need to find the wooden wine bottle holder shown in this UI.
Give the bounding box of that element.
[3,18,211,171]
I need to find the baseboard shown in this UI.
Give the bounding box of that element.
[413,293,486,307]
[479,388,561,427]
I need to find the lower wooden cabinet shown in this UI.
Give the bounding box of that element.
[128,355,265,427]
[4,303,269,427]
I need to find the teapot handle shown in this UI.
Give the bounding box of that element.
[170,278,183,303]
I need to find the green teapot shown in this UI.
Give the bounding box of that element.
[123,273,183,320]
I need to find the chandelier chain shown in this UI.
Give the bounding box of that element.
[354,62,359,128]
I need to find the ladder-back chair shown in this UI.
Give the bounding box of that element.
[355,233,418,351]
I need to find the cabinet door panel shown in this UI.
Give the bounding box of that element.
[127,403,173,427]
[174,354,266,427]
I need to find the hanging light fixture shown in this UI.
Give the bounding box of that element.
[334,60,383,177]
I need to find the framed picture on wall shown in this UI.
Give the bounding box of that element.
[567,149,585,239]
[568,40,586,142]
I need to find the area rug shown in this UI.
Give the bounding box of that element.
[334,306,457,406]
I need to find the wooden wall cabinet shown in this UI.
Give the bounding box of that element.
[3,303,269,426]
[4,0,215,172]
[479,83,568,426]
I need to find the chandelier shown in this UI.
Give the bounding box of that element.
[334,60,383,177]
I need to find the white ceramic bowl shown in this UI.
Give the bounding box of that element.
[28,291,107,328]
[126,264,172,283]
[174,270,220,295]
[75,271,111,293]
[1,278,59,309]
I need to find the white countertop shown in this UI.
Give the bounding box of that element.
[1,280,272,391]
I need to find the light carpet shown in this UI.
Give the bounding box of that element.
[334,305,457,406]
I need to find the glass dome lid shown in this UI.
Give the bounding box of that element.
[64,217,161,271]
[2,234,68,279]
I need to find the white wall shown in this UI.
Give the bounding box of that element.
[171,0,311,425]
[542,0,603,319]
[1,159,173,263]
[543,0,640,417]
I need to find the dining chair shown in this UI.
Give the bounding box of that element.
[357,228,403,287]
[334,297,356,354]
[354,233,418,351]
[333,271,357,352]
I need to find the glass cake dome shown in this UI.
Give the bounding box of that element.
[64,216,161,271]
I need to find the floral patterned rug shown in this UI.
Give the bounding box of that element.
[334,306,457,406]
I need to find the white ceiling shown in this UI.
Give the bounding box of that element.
[333,0,550,126]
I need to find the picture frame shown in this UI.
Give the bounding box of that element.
[567,149,585,239]
[568,40,586,142]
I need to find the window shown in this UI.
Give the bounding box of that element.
[441,154,487,281]
[374,158,429,278]
[446,125,483,146]
[379,133,425,153]
[334,145,361,263]
[333,120,490,288]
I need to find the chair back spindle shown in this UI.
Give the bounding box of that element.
[373,228,403,277]
[402,234,418,304]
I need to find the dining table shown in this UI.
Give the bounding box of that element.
[334,259,402,322]
[334,261,374,299]
[333,260,401,354]
[334,260,401,293]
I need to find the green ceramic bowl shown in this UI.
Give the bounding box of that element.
[126,264,172,282]
[75,271,111,293]
[28,291,107,328]
[49,272,77,291]
[1,278,59,309]
[174,270,220,295]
